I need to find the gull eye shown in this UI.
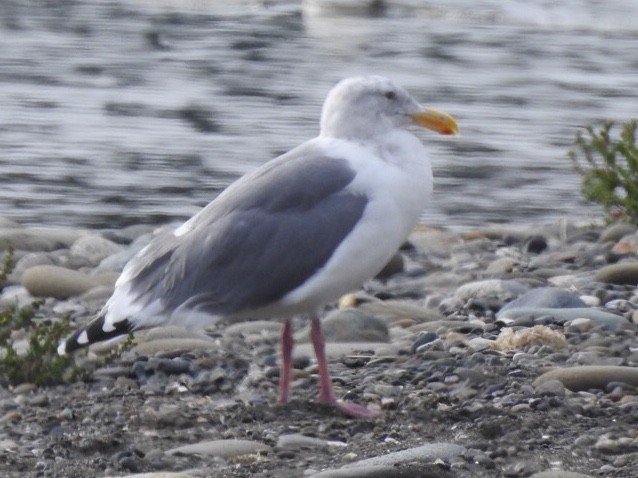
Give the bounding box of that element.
[384,90,397,100]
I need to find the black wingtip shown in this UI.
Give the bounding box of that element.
[58,315,132,355]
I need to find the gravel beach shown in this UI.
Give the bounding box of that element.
[2,218,638,477]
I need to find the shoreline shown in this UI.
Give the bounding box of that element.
[1,216,638,477]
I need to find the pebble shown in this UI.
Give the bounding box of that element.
[528,472,594,478]
[21,265,102,299]
[599,223,637,243]
[132,338,218,356]
[533,366,638,391]
[103,474,195,478]
[298,308,389,343]
[68,234,124,267]
[455,279,530,308]
[498,287,586,312]
[310,464,455,478]
[4,218,638,477]
[0,226,83,252]
[294,342,397,360]
[276,433,332,450]
[342,442,466,468]
[533,378,566,397]
[356,300,445,324]
[595,262,638,285]
[165,439,271,458]
[496,308,627,329]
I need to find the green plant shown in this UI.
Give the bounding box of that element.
[0,246,80,385]
[0,244,14,284]
[0,302,135,386]
[0,302,77,386]
[569,120,638,222]
[0,245,135,386]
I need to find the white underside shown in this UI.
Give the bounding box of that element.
[278,133,431,312]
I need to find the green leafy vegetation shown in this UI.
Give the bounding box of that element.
[0,304,77,386]
[0,247,75,385]
[569,120,638,222]
[0,246,133,387]
[0,244,13,284]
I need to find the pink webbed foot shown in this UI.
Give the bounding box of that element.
[311,315,379,418]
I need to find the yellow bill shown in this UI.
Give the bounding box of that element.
[411,107,459,136]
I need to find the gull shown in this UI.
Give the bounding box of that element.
[58,75,459,417]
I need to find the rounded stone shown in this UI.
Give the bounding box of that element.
[595,263,638,285]
[132,338,217,356]
[303,308,389,343]
[0,227,82,252]
[276,433,331,450]
[104,473,196,478]
[21,265,100,299]
[528,471,594,478]
[534,378,566,397]
[533,366,638,392]
[164,439,270,458]
[455,279,528,308]
[599,223,637,243]
[69,234,124,267]
[498,287,586,314]
[524,234,548,254]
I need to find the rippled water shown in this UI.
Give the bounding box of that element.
[1,0,636,230]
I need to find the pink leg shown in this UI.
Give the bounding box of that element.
[310,316,379,418]
[279,318,293,404]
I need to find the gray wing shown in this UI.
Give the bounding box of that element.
[123,142,368,316]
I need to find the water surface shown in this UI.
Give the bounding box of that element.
[1,0,636,230]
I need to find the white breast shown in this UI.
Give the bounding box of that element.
[280,132,432,311]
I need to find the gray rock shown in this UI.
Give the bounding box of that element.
[132,338,217,356]
[294,342,398,360]
[499,287,586,313]
[8,252,58,284]
[80,285,115,302]
[0,227,83,252]
[21,265,100,299]
[95,232,155,274]
[528,471,594,478]
[103,473,196,478]
[307,308,389,343]
[595,262,638,285]
[0,285,36,309]
[409,320,483,334]
[408,227,459,258]
[165,439,270,458]
[276,433,331,450]
[311,464,454,478]
[486,257,518,275]
[69,234,123,267]
[343,442,466,468]
[140,326,216,342]
[564,318,594,333]
[357,300,444,324]
[224,320,282,337]
[455,279,529,308]
[496,307,626,329]
[533,366,638,391]
[534,378,566,397]
[594,435,637,454]
[598,223,637,243]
